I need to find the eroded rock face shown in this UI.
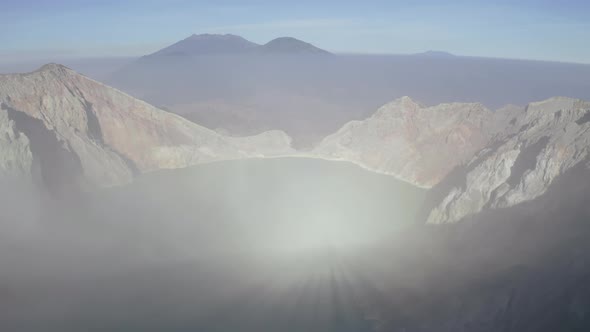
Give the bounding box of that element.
[0,64,294,190]
[313,96,495,187]
[0,109,33,178]
[427,97,590,224]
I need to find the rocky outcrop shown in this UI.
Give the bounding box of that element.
[427,97,590,224]
[380,149,590,332]
[313,96,495,187]
[0,64,294,190]
[0,108,33,178]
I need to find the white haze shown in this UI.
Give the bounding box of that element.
[0,158,426,331]
[109,54,590,147]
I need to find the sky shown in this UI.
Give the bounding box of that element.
[1,0,590,63]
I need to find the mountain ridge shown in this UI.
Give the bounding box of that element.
[147,33,259,57]
[312,96,496,187]
[0,63,295,192]
[2,63,589,225]
[259,37,332,55]
[425,96,590,224]
[145,34,332,57]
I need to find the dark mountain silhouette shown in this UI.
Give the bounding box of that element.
[108,37,590,148]
[259,37,332,55]
[147,34,259,57]
[146,34,331,57]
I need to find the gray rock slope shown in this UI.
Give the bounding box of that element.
[381,160,590,332]
[0,64,294,190]
[313,95,590,225]
[313,96,495,187]
[0,108,33,178]
[427,97,590,224]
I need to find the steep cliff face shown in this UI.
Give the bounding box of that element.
[380,150,590,332]
[313,96,495,187]
[0,64,294,190]
[0,108,33,178]
[427,97,590,224]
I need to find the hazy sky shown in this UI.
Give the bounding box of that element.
[2,0,590,63]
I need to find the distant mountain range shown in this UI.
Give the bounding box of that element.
[146,34,332,57]
[106,34,590,147]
